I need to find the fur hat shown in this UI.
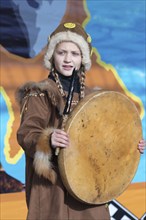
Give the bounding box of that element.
[44,22,92,71]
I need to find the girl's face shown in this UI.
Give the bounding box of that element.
[53,41,82,76]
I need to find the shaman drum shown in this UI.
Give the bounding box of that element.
[58,91,142,204]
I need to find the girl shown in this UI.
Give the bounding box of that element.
[16,22,145,220]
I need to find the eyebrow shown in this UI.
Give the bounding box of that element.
[56,48,81,53]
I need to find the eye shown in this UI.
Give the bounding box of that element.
[57,51,65,55]
[72,52,80,56]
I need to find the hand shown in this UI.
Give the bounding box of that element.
[51,129,70,149]
[138,139,146,154]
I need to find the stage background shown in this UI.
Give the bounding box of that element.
[0,0,145,219]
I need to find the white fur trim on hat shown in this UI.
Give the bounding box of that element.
[44,31,91,71]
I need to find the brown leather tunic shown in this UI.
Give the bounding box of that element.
[17,78,110,220]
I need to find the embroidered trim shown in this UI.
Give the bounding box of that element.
[71,100,79,104]
[20,92,45,118]
[24,92,45,99]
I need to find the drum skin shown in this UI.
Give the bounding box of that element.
[58,91,142,204]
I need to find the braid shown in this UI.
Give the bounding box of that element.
[51,68,66,98]
[48,91,56,106]
[79,70,85,100]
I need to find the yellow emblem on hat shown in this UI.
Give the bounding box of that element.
[87,34,92,43]
[64,23,76,29]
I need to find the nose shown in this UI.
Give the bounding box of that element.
[64,53,71,62]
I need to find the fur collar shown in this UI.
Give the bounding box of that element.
[15,78,64,115]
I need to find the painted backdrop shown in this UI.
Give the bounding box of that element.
[0,0,145,219]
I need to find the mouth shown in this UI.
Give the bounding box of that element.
[62,65,73,71]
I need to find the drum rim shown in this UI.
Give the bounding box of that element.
[58,91,142,204]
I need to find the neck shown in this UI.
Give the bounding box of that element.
[49,70,80,93]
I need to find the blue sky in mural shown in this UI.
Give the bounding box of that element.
[86,0,145,182]
[0,0,145,183]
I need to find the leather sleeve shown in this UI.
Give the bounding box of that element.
[17,91,52,158]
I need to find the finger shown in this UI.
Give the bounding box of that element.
[55,134,69,141]
[138,143,146,148]
[52,130,68,139]
[137,146,145,154]
[138,149,144,154]
[53,132,69,143]
[52,136,70,148]
[139,139,146,145]
[51,130,70,148]
[53,136,68,144]
[54,129,69,137]
[138,146,145,151]
[53,140,69,148]
[54,137,69,145]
